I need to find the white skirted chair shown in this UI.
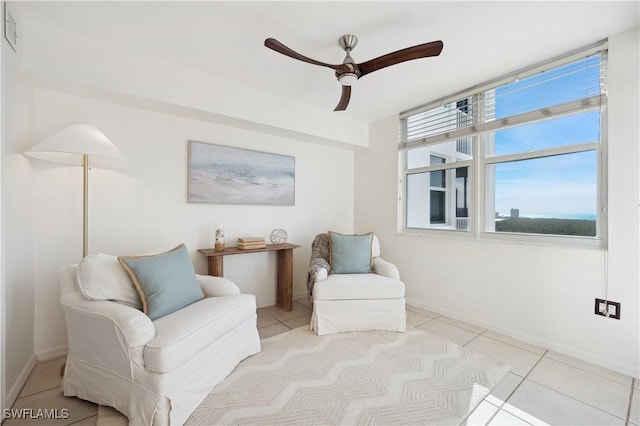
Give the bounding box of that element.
[59,244,261,425]
[308,232,406,335]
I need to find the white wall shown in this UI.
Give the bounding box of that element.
[1,1,37,409]
[32,88,354,356]
[354,27,639,377]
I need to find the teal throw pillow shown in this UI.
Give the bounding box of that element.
[118,244,204,320]
[328,232,373,274]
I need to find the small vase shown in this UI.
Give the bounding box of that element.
[214,227,225,251]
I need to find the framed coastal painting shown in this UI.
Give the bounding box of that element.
[188,140,295,205]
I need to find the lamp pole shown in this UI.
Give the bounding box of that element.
[83,154,89,258]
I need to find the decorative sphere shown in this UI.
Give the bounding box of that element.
[270,229,288,244]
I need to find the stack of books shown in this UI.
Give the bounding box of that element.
[237,237,266,250]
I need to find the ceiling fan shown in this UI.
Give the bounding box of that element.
[264,35,444,111]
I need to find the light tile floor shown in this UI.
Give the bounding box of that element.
[6,301,638,425]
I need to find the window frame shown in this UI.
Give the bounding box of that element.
[398,41,608,249]
[429,155,446,224]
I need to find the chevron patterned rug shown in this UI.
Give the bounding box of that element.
[98,326,510,425]
[187,326,510,425]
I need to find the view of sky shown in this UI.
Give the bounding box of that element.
[491,55,601,219]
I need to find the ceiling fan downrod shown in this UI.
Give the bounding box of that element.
[337,35,360,86]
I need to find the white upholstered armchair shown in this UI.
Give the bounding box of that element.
[308,232,406,335]
[59,247,261,425]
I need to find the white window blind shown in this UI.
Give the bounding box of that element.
[400,42,607,150]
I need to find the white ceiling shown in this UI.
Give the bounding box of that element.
[18,1,640,122]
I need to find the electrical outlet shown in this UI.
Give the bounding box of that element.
[594,298,621,320]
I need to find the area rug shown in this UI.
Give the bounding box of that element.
[98,326,510,425]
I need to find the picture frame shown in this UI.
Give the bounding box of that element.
[188,140,295,205]
[4,3,17,53]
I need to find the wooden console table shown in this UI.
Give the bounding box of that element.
[198,243,300,311]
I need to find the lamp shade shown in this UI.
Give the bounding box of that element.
[25,124,130,168]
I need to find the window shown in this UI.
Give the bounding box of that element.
[400,41,607,247]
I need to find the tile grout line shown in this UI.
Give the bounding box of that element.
[522,348,630,422]
[65,413,98,426]
[15,384,63,401]
[541,353,635,388]
[457,326,497,425]
[537,350,635,420]
[13,361,69,401]
[483,349,549,425]
[522,377,630,423]
[406,307,441,321]
[435,317,487,334]
[522,360,630,422]
[418,316,485,341]
[480,333,546,357]
[412,317,436,328]
[477,329,634,394]
[444,320,546,358]
[463,330,483,347]
[458,329,499,425]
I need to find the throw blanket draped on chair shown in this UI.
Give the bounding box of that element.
[306,233,330,299]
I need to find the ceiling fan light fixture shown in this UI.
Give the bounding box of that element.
[338,72,358,86]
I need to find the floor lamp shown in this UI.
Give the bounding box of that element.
[25,124,130,258]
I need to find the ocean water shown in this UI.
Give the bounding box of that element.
[517,213,597,220]
[193,162,294,187]
[189,161,294,205]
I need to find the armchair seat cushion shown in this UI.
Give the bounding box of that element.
[313,273,405,301]
[145,294,256,373]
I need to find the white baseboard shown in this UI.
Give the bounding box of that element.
[5,354,37,409]
[406,297,639,379]
[257,298,277,309]
[257,292,310,309]
[293,291,308,302]
[36,345,68,361]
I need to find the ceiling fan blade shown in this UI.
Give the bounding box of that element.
[265,38,350,72]
[358,40,444,77]
[334,86,351,111]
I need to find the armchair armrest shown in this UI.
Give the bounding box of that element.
[309,258,329,283]
[61,293,155,346]
[314,267,328,281]
[196,274,240,297]
[373,257,400,280]
[61,292,155,378]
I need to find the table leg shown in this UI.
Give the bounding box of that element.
[276,248,293,311]
[209,256,224,277]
